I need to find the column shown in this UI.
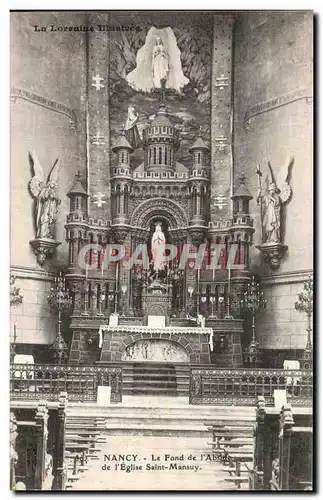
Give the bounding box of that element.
[255,396,266,489]
[10,412,18,490]
[34,401,49,490]
[210,14,234,221]
[87,12,111,220]
[279,405,294,490]
[53,392,67,491]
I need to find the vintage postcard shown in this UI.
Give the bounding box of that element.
[10,10,313,491]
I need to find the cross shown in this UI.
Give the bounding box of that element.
[255,166,263,179]
[255,164,263,190]
[75,170,81,180]
[92,74,105,91]
[215,136,229,152]
[152,78,175,108]
[213,194,227,210]
[91,133,105,145]
[215,74,229,90]
[239,172,246,184]
[93,192,107,208]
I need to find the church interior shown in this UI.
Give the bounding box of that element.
[10,10,313,491]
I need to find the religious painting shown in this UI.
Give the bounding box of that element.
[109,12,213,169]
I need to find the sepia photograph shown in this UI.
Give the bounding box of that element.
[9,9,313,491]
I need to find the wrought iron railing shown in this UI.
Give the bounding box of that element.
[189,368,313,406]
[10,364,122,403]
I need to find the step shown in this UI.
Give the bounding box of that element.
[224,477,249,483]
[67,402,256,415]
[103,423,210,437]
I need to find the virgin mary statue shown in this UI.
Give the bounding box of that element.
[151,222,166,271]
[126,27,189,92]
[152,37,169,88]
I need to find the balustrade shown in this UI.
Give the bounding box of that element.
[189,368,312,406]
[10,364,122,404]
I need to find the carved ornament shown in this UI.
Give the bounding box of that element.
[11,87,77,131]
[244,88,312,131]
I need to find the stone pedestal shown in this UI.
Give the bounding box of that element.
[99,325,212,364]
[206,318,244,368]
[142,280,172,319]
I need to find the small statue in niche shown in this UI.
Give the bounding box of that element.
[28,151,61,239]
[151,222,166,271]
[256,158,294,244]
[124,107,141,150]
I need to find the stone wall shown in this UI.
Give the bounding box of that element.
[10,12,88,345]
[233,11,313,351]
[99,327,211,364]
[10,268,56,344]
[10,11,87,270]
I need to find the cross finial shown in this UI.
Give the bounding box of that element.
[239,172,246,184]
[160,78,167,106]
[255,164,263,178]
[75,170,81,180]
[198,125,203,137]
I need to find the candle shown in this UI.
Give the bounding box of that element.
[228,244,231,294]
[116,262,119,287]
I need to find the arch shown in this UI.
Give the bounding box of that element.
[130,197,188,229]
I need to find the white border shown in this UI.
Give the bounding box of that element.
[2,4,319,499]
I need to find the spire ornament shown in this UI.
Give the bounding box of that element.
[48,271,72,364]
[241,276,267,367]
[295,274,313,369]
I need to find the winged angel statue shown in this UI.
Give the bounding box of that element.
[28,152,61,239]
[256,157,294,244]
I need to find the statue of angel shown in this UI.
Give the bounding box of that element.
[28,152,61,239]
[256,158,294,244]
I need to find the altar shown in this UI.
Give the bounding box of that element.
[98,324,212,364]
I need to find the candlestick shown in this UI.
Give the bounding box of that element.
[114,263,119,314]
[227,243,231,293]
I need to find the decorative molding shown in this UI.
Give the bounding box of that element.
[130,197,188,229]
[29,238,61,266]
[99,325,213,336]
[256,242,288,271]
[10,265,56,281]
[260,269,313,287]
[10,87,77,131]
[244,88,313,130]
